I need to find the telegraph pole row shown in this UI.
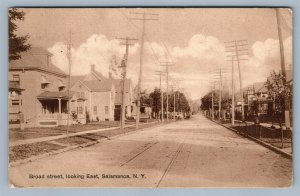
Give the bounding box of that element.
[169,84,177,121]
[117,37,138,129]
[160,62,174,122]
[155,70,166,123]
[212,68,229,120]
[210,82,216,120]
[225,40,248,123]
[130,11,159,130]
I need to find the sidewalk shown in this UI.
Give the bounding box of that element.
[9,122,158,147]
[212,119,292,158]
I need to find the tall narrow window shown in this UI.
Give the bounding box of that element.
[41,75,50,89]
[13,75,20,82]
[78,106,83,114]
[93,106,97,115]
[105,106,109,114]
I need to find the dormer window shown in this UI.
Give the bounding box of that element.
[41,75,51,89]
[58,79,66,91]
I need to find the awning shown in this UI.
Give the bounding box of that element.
[58,80,66,87]
[41,76,51,84]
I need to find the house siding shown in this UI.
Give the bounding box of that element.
[8,69,67,127]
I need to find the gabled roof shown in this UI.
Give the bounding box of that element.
[82,79,113,92]
[253,82,267,93]
[70,71,113,92]
[113,78,131,93]
[9,47,67,77]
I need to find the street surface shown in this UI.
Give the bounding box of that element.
[9,115,292,187]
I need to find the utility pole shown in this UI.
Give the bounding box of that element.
[218,68,222,120]
[212,68,227,121]
[211,82,215,120]
[225,40,248,122]
[169,84,176,121]
[231,56,235,125]
[160,62,174,122]
[66,31,72,137]
[130,11,158,130]
[117,37,138,129]
[275,8,290,130]
[155,71,166,123]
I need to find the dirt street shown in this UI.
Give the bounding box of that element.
[9,115,292,187]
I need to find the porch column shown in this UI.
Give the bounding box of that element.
[58,98,62,114]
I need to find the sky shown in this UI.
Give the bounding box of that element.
[15,8,292,100]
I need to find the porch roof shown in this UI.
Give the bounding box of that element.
[37,91,76,100]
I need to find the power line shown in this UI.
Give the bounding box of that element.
[118,10,161,65]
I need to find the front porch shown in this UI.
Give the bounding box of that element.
[37,91,86,127]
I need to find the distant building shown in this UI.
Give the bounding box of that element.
[8,47,86,127]
[245,82,270,116]
[70,65,115,121]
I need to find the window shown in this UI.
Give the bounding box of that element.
[77,92,85,98]
[59,86,65,91]
[41,75,50,89]
[93,106,97,115]
[41,83,49,89]
[78,106,83,114]
[58,79,65,91]
[13,75,20,82]
[11,99,20,106]
[105,106,109,114]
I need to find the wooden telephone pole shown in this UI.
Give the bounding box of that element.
[117,37,138,129]
[66,31,72,137]
[275,8,291,130]
[225,40,248,122]
[160,62,174,122]
[169,84,177,121]
[130,11,159,130]
[155,71,166,123]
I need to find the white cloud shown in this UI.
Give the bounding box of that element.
[48,33,292,100]
[48,34,139,77]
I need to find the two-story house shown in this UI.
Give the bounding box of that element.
[8,47,86,127]
[70,65,115,121]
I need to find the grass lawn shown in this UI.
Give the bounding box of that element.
[9,120,161,163]
[9,120,159,142]
[9,142,65,162]
[219,121,292,149]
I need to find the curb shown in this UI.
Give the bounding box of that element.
[211,119,292,159]
[9,121,169,167]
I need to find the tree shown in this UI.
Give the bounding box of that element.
[9,8,30,61]
[149,87,161,117]
[265,70,292,118]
